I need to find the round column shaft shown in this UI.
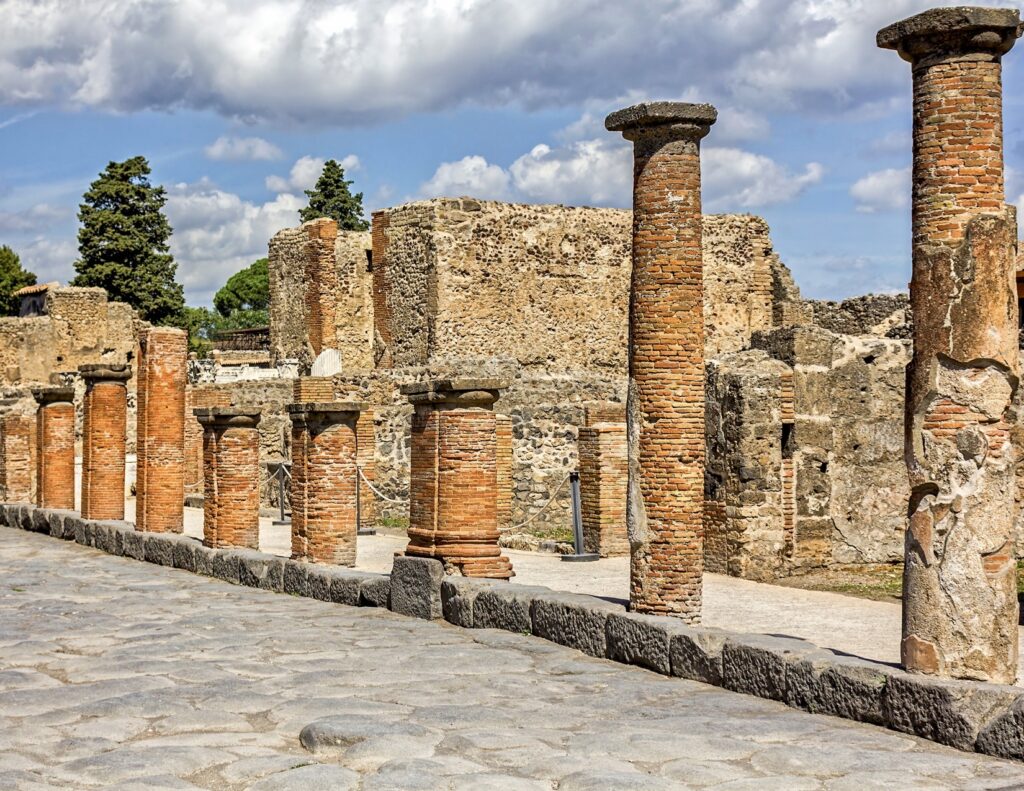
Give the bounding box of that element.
[288,401,365,566]
[606,101,717,621]
[195,407,262,550]
[878,6,1023,683]
[402,378,514,579]
[32,386,76,511]
[80,363,131,520]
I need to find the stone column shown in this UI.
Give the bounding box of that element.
[195,407,262,549]
[0,414,34,503]
[606,101,716,620]
[136,327,187,533]
[402,378,514,579]
[32,386,75,511]
[80,364,131,521]
[289,402,364,565]
[878,7,1023,683]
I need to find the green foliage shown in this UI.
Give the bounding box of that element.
[178,305,268,356]
[0,246,37,316]
[299,159,369,230]
[73,156,184,325]
[214,258,268,317]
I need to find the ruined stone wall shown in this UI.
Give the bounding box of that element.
[268,222,373,372]
[807,294,911,338]
[371,200,797,371]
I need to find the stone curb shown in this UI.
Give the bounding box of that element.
[3,504,1024,762]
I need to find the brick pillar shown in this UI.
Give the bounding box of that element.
[0,414,34,503]
[495,414,513,532]
[879,7,1022,683]
[32,386,75,511]
[136,327,187,533]
[195,407,261,549]
[402,378,514,579]
[579,404,628,557]
[80,364,131,520]
[184,385,232,496]
[289,402,364,565]
[607,102,717,620]
[356,408,376,531]
[304,219,338,358]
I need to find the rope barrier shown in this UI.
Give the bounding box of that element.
[506,472,572,531]
[357,466,406,504]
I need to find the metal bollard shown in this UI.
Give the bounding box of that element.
[561,471,599,562]
[271,463,291,526]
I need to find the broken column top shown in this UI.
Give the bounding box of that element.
[401,377,509,406]
[31,385,75,405]
[194,406,262,428]
[605,101,718,135]
[79,363,132,382]
[877,6,1021,62]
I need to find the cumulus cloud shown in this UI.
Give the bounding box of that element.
[204,135,283,161]
[0,0,1003,125]
[850,167,911,213]
[165,179,302,303]
[419,156,511,201]
[702,148,824,211]
[508,140,631,206]
[0,203,69,232]
[265,154,359,193]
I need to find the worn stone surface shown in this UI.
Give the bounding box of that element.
[977,694,1024,760]
[669,624,729,686]
[473,583,552,633]
[721,633,821,702]
[390,555,444,620]
[359,574,391,608]
[530,592,624,658]
[787,653,894,726]
[441,576,496,628]
[879,5,1023,684]
[2,528,1024,789]
[606,612,674,674]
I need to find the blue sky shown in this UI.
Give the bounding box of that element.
[1,0,1022,307]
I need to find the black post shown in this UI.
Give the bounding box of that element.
[561,471,599,562]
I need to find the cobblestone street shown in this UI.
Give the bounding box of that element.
[1,529,1023,790]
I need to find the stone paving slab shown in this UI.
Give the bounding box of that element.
[2,528,1024,789]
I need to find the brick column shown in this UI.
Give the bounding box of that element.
[879,7,1022,683]
[304,219,338,358]
[495,414,513,532]
[32,386,75,511]
[136,327,187,533]
[195,407,261,549]
[356,408,376,531]
[184,385,232,496]
[402,378,514,579]
[606,102,717,620]
[80,364,131,521]
[579,404,628,558]
[0,414,34,503]
[288,402,364,565]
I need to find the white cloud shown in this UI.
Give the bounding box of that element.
[17,237,77,284]
[850,167,911,213]
[0,203,68,232]
[702,148,824,211]
[0,0,1005,124]
[165,179,302,303]
[419,156,511,201]
[509,139,631,206]
[204,135,283,161]
[265,154,359,194]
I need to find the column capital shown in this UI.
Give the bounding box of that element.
[79,363,132,383]
[401,377,508,408]
[31,386,74,406]
[605,101,717,142]
[194,406,262,429]
[287,401,367,425]
[877,7,1021,66]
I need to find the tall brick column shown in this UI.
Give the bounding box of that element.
[184,385,232,496]
[289,402,364,565]
[0,414,34,503]
[32,386,76,511]
[606,102,716,620]
[579,404,628,558]
[136,327,187,533]
[80,363,131,520]
[402,378,514,579]
[195,407,261,549]
[879,7,1023,683]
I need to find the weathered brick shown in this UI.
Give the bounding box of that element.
[195,407,262,550]
[32,386,75,511]
[79,363,131,521]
